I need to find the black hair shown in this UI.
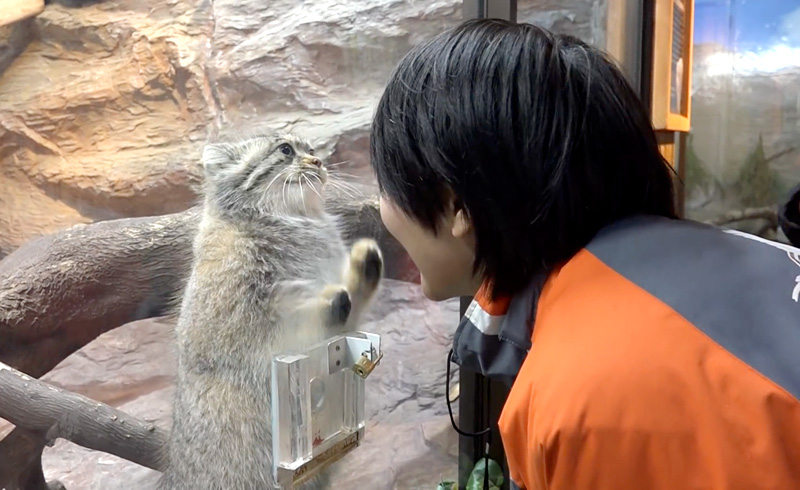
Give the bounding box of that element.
[370,19,676,299]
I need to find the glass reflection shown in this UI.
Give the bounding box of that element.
[686,0,800,244]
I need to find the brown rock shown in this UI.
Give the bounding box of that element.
[0,0,463,257]
[0,0,618,258]
[0,0,214,256]
[0,18,34,74]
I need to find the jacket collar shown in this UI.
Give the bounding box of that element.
[451,274,547,385]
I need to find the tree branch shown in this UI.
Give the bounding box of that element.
[0,209,197,378]
[765,147,796,164]
[0,193,415,487]
[0,360,168,474]
[706,205,778,227]
[0,194,415,378]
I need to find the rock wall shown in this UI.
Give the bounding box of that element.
[518,0,607,48]
[0,0,462,257]
[0,0,614,258]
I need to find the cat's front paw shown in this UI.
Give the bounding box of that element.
[321,285,351,327]
[350,239,384,291]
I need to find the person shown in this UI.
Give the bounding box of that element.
[780,183,800,247]
[370,19,800,490]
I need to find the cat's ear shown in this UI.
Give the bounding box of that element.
[201,143,237,176]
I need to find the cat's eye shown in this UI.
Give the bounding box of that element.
[278,143,294,156]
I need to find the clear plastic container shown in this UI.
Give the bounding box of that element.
[271,331,382,488]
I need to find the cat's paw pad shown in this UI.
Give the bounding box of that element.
[350,239,384,288]
[323,285,351,326]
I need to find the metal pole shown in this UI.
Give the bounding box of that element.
[640,0,656,108]
[462,0,516,22]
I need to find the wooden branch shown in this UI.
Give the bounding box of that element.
[0,361,168,474]
[706,205,778,227]
[756,221,778,238]
[765,147,796,164]
[0,194,416,378]
[0,209,198,378]
[0,193,415,488]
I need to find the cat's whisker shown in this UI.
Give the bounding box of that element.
[281,174,290,210]
[265,168,289,193]
[330,178,361,191]
[304,174,323,200]
[325,160,351,168]
[300,174,314,200]
[325,184,356,201]
[307,172,324,186]
[329,187,357,201]
[328,173,362,187]
[326,170,361,181]
[326,179,361,200]
[308,175,330,201]
[297,173,308,213]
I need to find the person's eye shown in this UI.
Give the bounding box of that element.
[278,143,294,156]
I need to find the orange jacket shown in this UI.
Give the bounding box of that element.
[452,216,800,490]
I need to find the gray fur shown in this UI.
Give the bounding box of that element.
[159,132,383,490]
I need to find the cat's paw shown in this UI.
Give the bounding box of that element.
[321,285,351,326]
[349,239,384,291]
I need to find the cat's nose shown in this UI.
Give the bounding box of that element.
[307,157,322,167]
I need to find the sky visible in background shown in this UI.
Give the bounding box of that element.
[694,0,800,48]
[693,0,800,74]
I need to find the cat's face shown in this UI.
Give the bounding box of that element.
[200,132,328,217]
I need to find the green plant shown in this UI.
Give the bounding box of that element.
[737,134,777,207]
[466,458,504,490]
[436,479,457,490]
[684,135,711,194]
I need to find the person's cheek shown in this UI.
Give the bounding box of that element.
[378,198,399,240]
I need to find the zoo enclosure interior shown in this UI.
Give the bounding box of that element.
[1,0,798,489]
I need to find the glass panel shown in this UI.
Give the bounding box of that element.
[686,0,800,243]
[518,0,607,47]
[0,1,463,489]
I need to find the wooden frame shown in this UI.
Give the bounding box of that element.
[0,0,44,27]
[650,0,695,132]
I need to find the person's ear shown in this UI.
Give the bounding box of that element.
[451,206,472,239]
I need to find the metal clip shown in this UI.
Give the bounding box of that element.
[352,348,383,379]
